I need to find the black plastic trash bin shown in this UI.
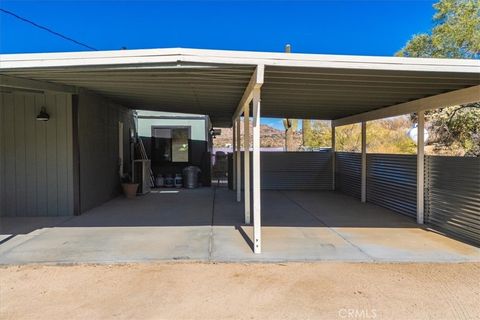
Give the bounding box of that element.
[183,166,201,188]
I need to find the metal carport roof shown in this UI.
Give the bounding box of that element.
[1,48,479,127]
[1,47,479,255]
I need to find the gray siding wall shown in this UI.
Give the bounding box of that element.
[77,91,134,213]
[335,152,361,199]
[0,92,74,216]
[425,156,480,245]
[367,154,417,218]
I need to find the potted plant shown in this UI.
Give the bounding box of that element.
[121,174,138,199]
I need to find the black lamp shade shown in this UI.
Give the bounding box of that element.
[36,107,50,121]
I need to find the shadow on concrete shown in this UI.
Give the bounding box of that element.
[0,216,73,236]
[235,225,254,251]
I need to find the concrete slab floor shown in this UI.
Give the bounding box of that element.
[0,188,479,264]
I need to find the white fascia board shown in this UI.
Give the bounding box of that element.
[0,48,183,62]
[1,47,476,66]
[0,55,185,70]
[182,55,480,73]
[1,48,479,73]
[182,49,480,73]
[179,48,479,66]
[333,85,480,127]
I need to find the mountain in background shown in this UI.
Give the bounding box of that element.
[213,121,302,149]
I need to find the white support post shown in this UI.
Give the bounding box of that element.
[417,111,425,224]
[361,121,367,203]
[232,120,237,191]
[331,124,336,191]
[236,117,242,202]
[252,89,262,254]
[244,103,251,224]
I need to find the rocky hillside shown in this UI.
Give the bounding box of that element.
[213,121,302,149]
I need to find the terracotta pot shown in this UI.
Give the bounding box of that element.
[122,183,139,198]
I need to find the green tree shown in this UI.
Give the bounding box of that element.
[397,0,480,156]
[396,0,479,58]
[303,120,331,149]
[428,104,480,156]
[367,117,417,154]
[336,124,361,152]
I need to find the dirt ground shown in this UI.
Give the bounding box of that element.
[1,263,479,320]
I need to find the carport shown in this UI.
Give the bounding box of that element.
[1,48,479,255]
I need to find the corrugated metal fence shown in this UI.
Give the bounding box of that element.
[335,152,361,199]
[367,154,417,218]
[335,152,480,245]
[228,151,333,190]
[425,156,480,245]
[261,152,333,190]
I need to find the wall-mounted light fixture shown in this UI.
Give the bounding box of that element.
[36,107,50,121]
[210,128,221,139]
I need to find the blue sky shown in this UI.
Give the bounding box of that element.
[0,0,436,128]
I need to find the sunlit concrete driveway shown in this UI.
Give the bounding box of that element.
[1,188,479,264]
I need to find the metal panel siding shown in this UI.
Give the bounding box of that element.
[0,92,74,216]
[0,94,3,216]
[260,152,333,190]
[425,156,480,245]
[366,154,417,218]
[335,152,361,199]
[228,152,333,190]
[77,91,135,213]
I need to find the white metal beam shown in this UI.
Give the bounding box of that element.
[333,85,480,127]
[232,120,237,191]
[232,65,264,121]
[417,111,425,224]
[244,103,251,224]
[361,121,367,203]
[252,88,262,254]
[236,117,242,202]
[0,74,77,93]
[331,124,336,191]
[118,122,124,176]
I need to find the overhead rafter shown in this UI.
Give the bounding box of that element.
[0,74,77,93]
[232,64,264,121]
[333,85,480,127]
